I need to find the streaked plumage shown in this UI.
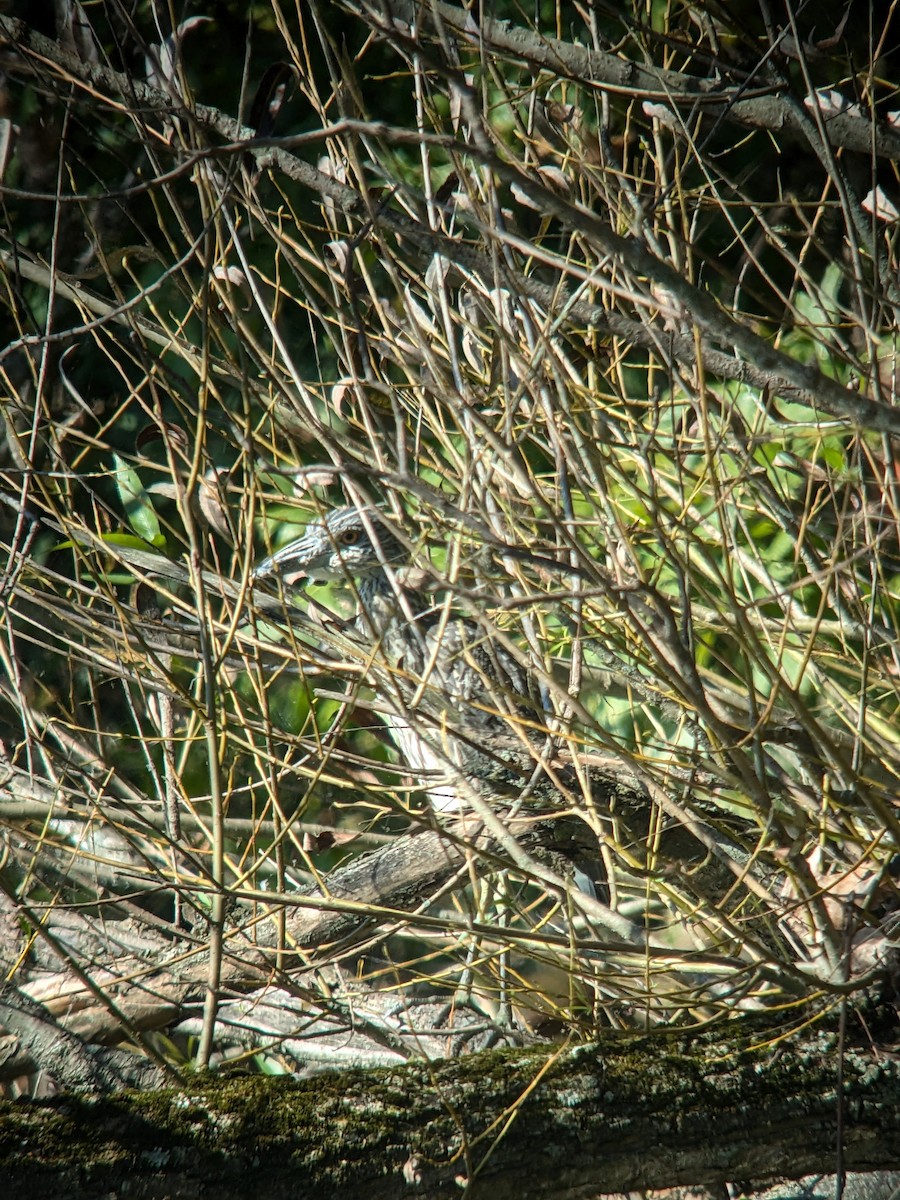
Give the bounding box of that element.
[255,506,541,810]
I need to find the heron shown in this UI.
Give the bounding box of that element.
[254,505,545,812]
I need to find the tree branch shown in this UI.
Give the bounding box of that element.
[1,1019,897,1199]
[2,14,897,434]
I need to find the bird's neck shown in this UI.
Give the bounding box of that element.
[356,571,424,640]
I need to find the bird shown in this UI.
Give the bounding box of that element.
[254,505,544,812]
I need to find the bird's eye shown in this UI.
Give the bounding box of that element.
[338,528,361,546]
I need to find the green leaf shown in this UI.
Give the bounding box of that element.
[113,453,164,547]
[98,531,167,552]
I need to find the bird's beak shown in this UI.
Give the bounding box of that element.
[253,537,324,587]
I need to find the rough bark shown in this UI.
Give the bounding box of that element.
[1,1020,898,1200]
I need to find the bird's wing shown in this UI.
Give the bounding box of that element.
[405,614,541,732]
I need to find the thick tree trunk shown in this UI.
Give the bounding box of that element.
[2,1020,898,1200]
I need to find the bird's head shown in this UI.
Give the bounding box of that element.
[254,506,406,589]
